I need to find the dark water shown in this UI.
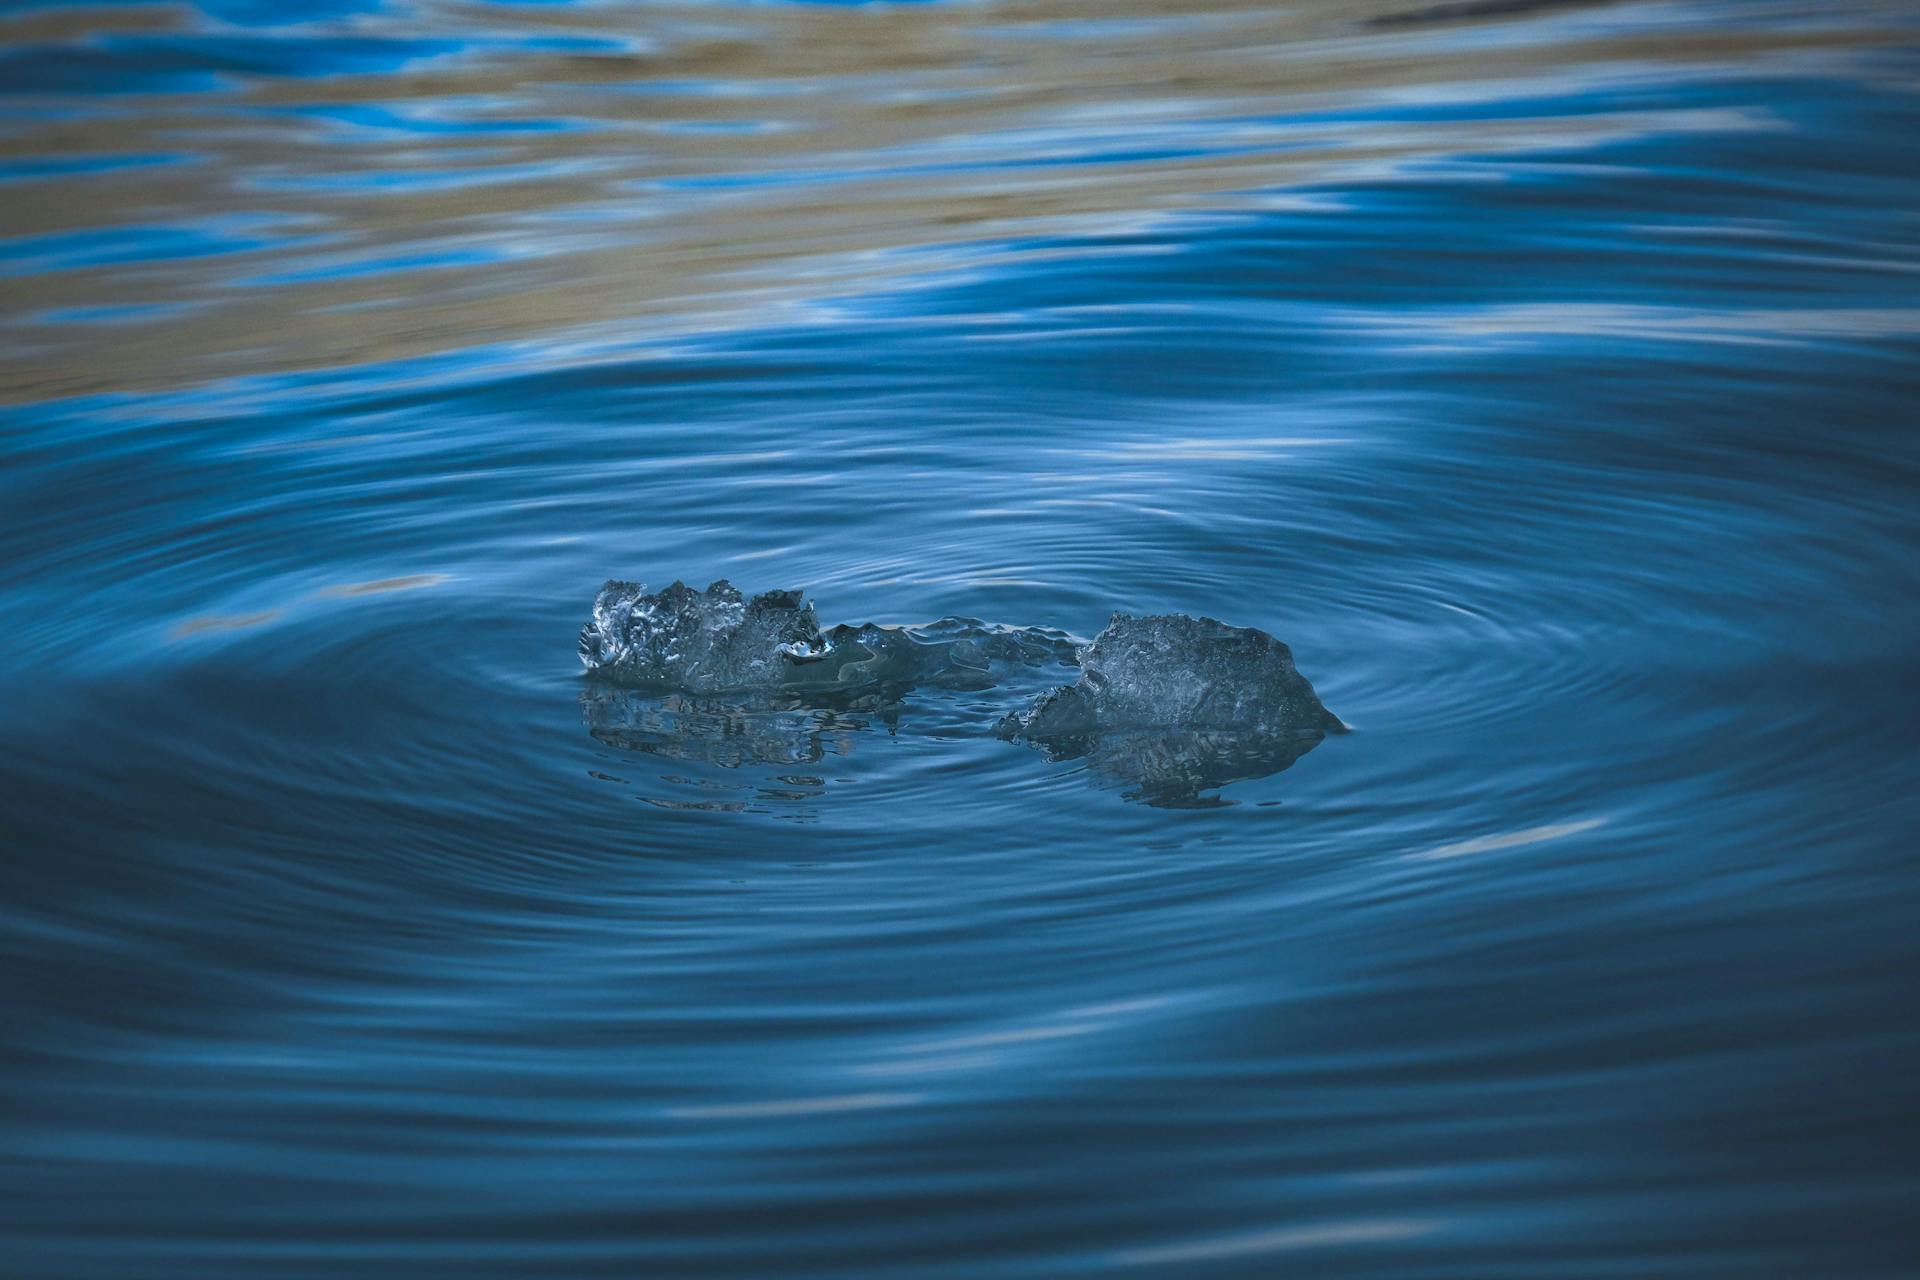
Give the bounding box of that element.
[4,0,1919,1274]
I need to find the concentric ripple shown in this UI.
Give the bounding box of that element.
[3,0,1919,1276]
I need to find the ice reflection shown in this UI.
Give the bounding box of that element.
[581,678,1330,808]
[1031,726,1330,809]
[580,684,889,775]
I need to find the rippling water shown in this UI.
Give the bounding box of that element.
[4,0,1919,1274]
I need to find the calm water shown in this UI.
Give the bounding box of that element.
[3,0,1919,1274]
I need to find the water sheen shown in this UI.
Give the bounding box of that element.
[3,0,1918,1275]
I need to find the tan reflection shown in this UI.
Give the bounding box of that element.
[1,0,1908,401]
[168,608,282,639]
[315,572,451,597]
[168,572,449,639]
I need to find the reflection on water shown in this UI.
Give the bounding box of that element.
[582,683,882,809]
[6,0,1913,401]
[4,0,1920,1275]
[582,683,1329,808]
[1018,726,1329,808]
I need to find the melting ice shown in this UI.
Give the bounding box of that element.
[579,581,1340,806]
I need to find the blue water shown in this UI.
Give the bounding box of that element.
[3,0,1918,1274]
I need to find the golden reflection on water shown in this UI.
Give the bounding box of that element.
[168,608,282,638]
[315,572,451,597]
[0,0,1908,401]
[169,572,449,639]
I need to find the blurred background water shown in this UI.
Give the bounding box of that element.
[3,0,1919,1274]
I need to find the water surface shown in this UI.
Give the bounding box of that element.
[3,0,1918,1275]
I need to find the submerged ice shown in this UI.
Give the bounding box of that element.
[580,582,1339,806]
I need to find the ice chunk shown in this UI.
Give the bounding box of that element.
[580,580,1077,695]
[994,612,1340,805]
[579,579,826,693]
[579,586,1340,806]
[996,612,1340,740]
